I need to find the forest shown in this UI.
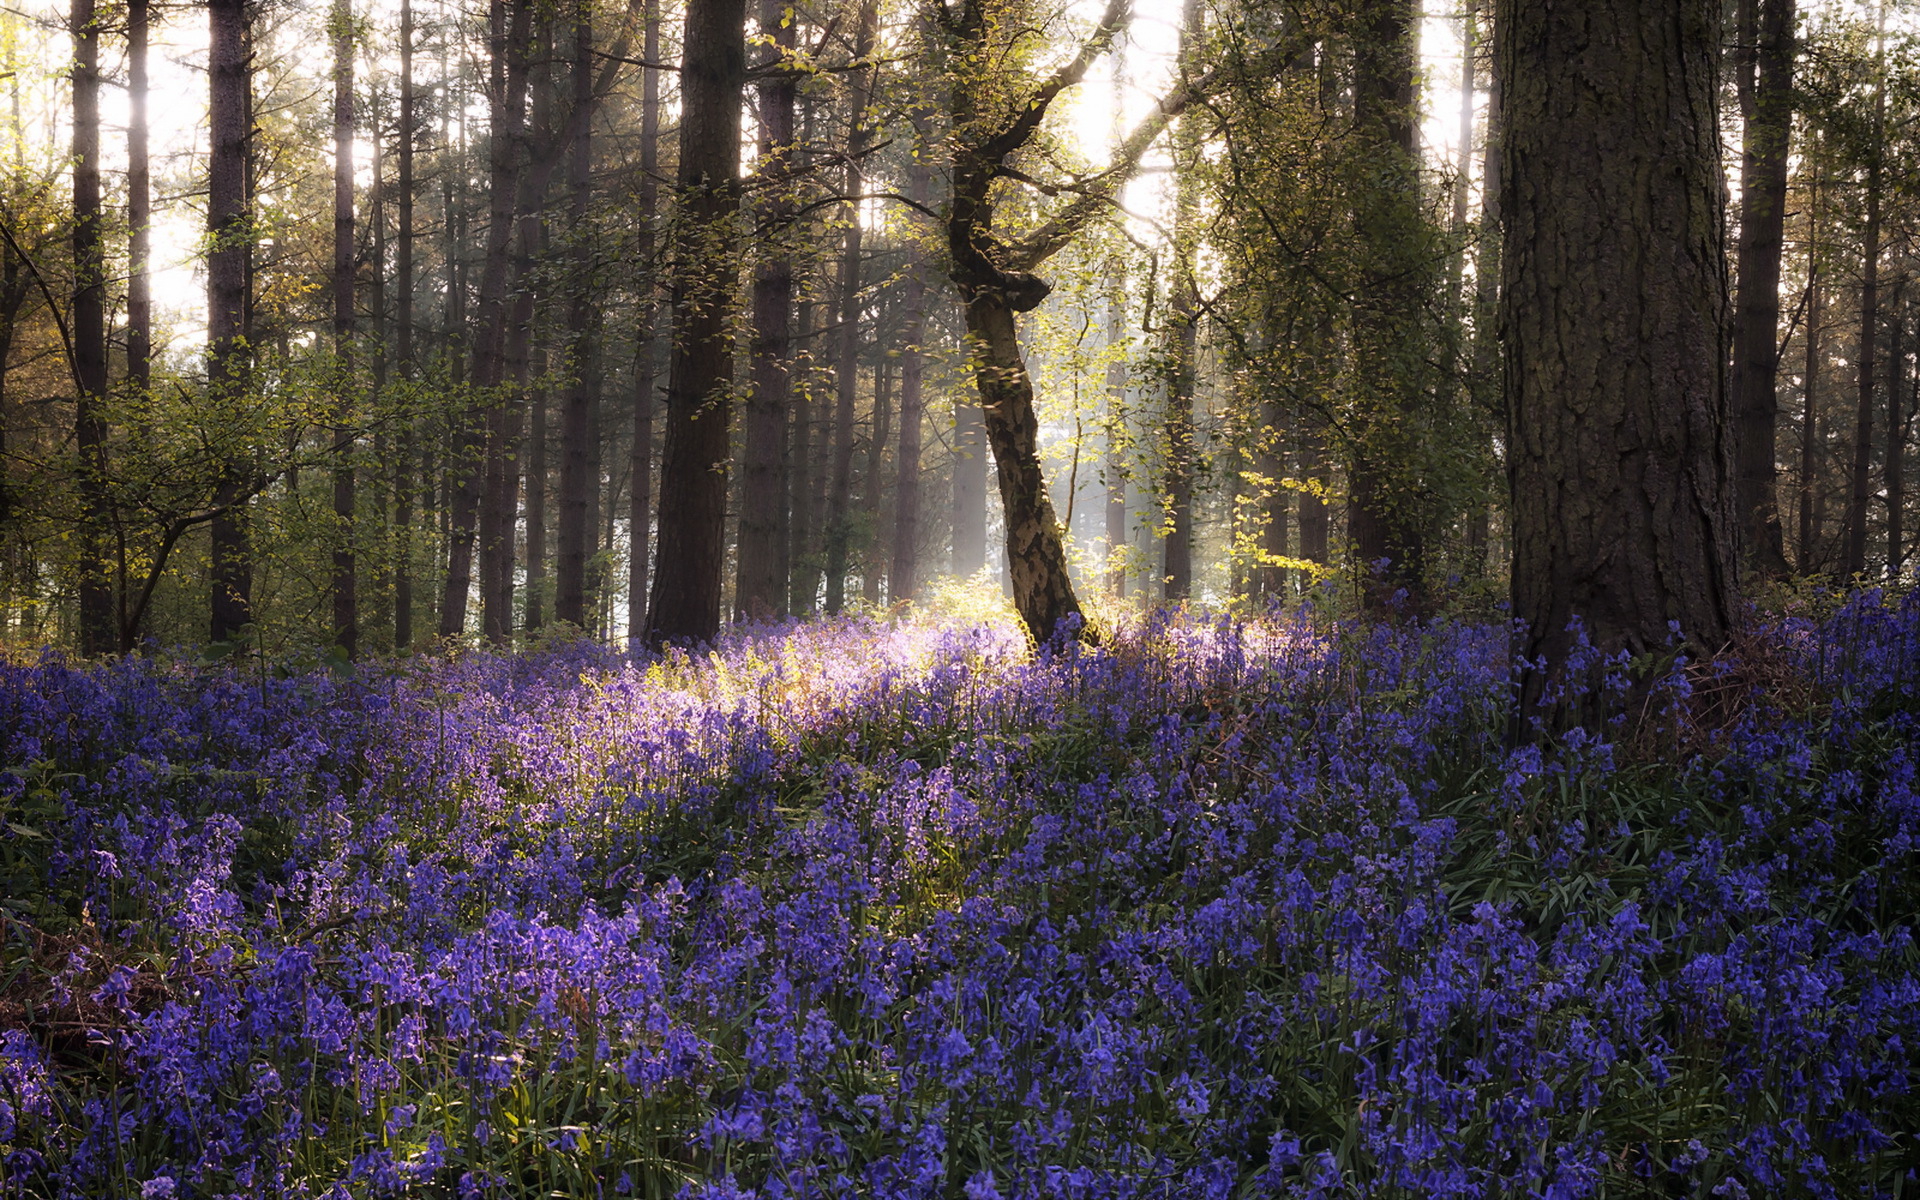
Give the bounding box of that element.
[1,0,1919,1196]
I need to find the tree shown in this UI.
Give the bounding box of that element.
[1499,0,1739,716]
[331,0,358,657]
[208,0,254,643]
[644,0,747,646]
[70,0,112,655]
[1730,0,1795,577]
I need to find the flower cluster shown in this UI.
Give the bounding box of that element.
[1,596,1916,1198]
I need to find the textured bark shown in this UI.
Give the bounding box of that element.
[1731,0,1794,577]
[735,0,798,619]
[627,0,661,646]
[525,351,549,631]
[71,0,111,655]
[823,0,879,615]
[967,295,1088,643]
[1500,0,1738,707]
[332,0,357,658]
[556,3,597,629]
[208,0,253,643]
[643,0,747,646]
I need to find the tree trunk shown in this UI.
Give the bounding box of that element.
[556,2,596,628]
[963,295,1088,643]
[1161,0,1203,603]
[525,348,549,630]
[1843,6,1886,579]
[1797,176,1821,574]
[643,0,747,646]
[952,392,989,577]
[863,357,891,603]
[627,0,661,646]
[332,0,357,658]
[1887,287,1906,575]
[1731,0,1795,577]
[1105,273,1129,597]
[394,0,416,649]
[823,0,879,615]
[1345,0,1430,610]
[1500,0,1738,714]
[71,0,112,655]
[890,146,932,604]
[127,0,151,401]
[208,0,253,643]
[735,0,798,619]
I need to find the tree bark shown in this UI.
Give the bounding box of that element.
[332,0,357,658]
[735,0,799,619]
[1731,0,1795,577]
[1104,271,1129,597]
[1887,286,1906,575]
[525,347,549,630]
[863,357,891,603]
[127,0,151,401]
[643,0,747,646]
[1500,0,1738,716]
[71,0,112,655]
[208,0,253,643]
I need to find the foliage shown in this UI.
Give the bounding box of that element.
[0,594,1917,1197]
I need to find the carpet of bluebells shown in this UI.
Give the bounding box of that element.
[2,593,1919,1199]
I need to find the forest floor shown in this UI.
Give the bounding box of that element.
[1,593,1917,1198]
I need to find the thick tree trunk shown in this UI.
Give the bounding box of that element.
[332,0,357,658]
[964,295,1089,643]
[1731,0,1795,577]
[208,0,253,643]
[71,0,112,655]
[789,295,821,612]
[823,0,879,615]
[643,0,747,646]
[556,3,597,629]
[735,0,798,619]
[394,0,416,649]
[1253,394,1289,600]
[1500,0,1738,712]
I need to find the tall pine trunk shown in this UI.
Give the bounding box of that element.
[556,3,597,628]
[1161,0,1202,602]
[1842,5,1886,578]
[735,0,798,618]
[891,148,931,602]
[394,0,417,649]
[1731,0,1795,577]
[1887,288,1906,574]
[823,0,879,615]
[643,0,747,645]
[71,0,112,655]
[208,0,253,643]
[627,0,661,646]
[331,0,357,657]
